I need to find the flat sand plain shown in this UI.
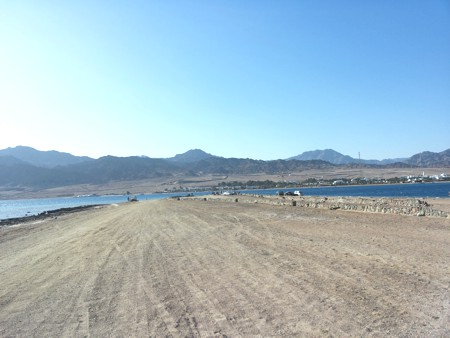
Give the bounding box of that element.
[1,197,449,336]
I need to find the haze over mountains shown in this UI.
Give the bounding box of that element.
[0,146,449,190]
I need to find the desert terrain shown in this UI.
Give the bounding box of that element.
[1,197,449,336]
[1,167,448,199]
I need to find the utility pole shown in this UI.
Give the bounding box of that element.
[359,152,362,179]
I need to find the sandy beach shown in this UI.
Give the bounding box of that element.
[1,197,449,336]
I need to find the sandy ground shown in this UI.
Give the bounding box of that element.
[1,198,449,337]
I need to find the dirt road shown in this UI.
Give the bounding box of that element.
[1,198,449,336]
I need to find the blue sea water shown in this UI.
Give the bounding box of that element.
[248,182,450,199]
[1,182,449,220]
[0,192,209,220]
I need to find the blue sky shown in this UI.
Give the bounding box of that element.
[1,1,449,160]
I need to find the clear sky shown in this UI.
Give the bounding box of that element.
[1,1,449,160]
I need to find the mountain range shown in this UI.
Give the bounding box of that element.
[0,146,449,190]
[288,149,407,165]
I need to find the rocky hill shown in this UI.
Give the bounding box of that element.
[167,149,216,163]
[0,146,93,168]
[406,149,450,167]
[289,149,355,164]
[289,149,407,165]
[187,157,335,175]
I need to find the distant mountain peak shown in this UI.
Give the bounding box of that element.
[288,149,355,165]
[168,149,215,163]
[288,149,409,165]
[0,145,93,168]
[407,149,450,167]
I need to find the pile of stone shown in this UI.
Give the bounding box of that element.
[194,194,449,218]
[290,196,448,218]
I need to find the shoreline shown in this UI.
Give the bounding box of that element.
[253,180,450,192]
[2,192,450,226]
[1,180,449,202]
[0,204,103,227]
[1,168,449,200]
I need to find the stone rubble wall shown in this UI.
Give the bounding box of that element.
[192,195,449,218]
[289,196,449,218]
